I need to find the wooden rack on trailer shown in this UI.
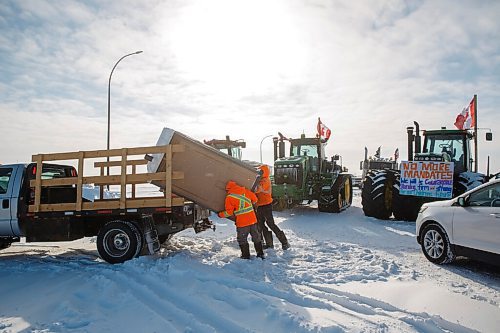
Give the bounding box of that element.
[29,144,185,215]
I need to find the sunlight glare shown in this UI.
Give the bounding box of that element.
[167,0,307,99]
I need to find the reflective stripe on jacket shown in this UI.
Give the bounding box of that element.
[218,181,258,227]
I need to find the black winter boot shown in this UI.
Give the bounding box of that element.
[254,242,265,259]
[239,243,250,259]
[263,230,274,249]
[276,230,290,250]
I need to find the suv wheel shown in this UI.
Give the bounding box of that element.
[421,224,455,264]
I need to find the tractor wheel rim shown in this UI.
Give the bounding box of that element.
[344,178,351,204]
[423,230,444,259]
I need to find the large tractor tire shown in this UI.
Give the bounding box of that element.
[338,174,353,211]
[391,170,422,221]
[97,220,143,264]
[273,197,288,211]
[361,170,393,220]
[318,174,352,213]
[454,172,486,196]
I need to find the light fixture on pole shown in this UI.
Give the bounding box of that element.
[106,50,143,176]
[259,134,273,163]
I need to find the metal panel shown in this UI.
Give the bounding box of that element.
[148,128,260,212]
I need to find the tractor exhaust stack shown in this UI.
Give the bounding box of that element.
[407,126,414,161]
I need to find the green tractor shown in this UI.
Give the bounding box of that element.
[272,133,353,213]
[361,121,493,221]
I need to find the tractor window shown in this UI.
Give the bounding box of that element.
[423,134,465,165]
[230,147,242,160]
[368,161,394,170]
[291,145,318,159]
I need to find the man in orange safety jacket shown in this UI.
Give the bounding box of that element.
[218,180,265,259]
[255,164,290,250]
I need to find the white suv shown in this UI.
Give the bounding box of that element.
[416,178,500,265]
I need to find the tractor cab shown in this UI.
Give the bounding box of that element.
[418,130,472,174]
[204,136,246,160]
[289,136,324,173]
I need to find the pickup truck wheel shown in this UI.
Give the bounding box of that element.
[420,224,455,265]
[97,221,143,264]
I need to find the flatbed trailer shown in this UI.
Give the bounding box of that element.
[1,144,211,263]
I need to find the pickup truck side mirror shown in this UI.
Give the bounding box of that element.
[457,197,467,207]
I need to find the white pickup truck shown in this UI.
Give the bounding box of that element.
[0,162,211,263]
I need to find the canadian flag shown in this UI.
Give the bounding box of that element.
[454,97,475,130]
[317,118,331,141]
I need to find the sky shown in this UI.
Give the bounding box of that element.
[0,0,499,175]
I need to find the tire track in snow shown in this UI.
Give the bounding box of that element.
[140,255,339,333]
[94,264,246,333]
[297,284,480,333]
[163,235,420,332]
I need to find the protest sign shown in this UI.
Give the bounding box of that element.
[399,161,454,198]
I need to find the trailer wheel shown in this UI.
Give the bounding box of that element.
[97,221,143,264]
[361,170,393,220]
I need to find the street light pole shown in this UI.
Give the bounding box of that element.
[107,50,143,176]
[260,134,273,163]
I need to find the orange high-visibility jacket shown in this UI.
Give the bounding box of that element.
[255,165,273,207]
[218,181,258,227]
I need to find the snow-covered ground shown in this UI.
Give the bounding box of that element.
[1,191,499,333]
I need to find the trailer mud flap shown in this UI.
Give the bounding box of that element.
[142,215,160,255]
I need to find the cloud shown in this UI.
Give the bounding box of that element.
[0,0,499,174]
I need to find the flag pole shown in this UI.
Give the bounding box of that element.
[474,94,478,172]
